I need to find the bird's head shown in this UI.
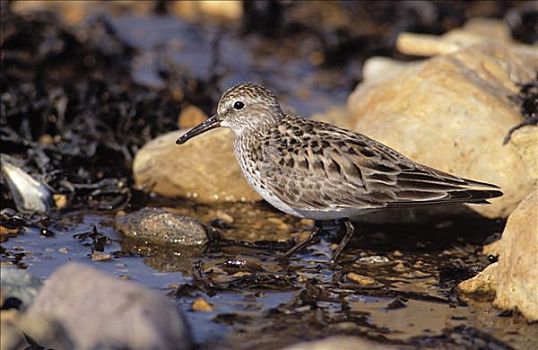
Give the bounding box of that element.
[176,83,283,144]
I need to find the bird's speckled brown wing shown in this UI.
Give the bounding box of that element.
[254,116,502,212]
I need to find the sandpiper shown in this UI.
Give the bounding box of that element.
[176,83,503,263]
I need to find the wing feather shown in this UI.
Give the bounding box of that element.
[256,116,502,212]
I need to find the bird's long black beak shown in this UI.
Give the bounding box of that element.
[176,114,221,145]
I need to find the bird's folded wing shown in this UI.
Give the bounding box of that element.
[259,119,502,211]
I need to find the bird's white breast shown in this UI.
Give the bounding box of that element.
[236,151,305,217]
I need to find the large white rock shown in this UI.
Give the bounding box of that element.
[459,190,538,322]
[493,190,538,321]
[347,43,537,218]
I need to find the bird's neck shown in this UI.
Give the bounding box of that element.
[233,114,281,138]
[233,118,276,156]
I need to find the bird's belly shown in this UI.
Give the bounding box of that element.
[241,169,305,218]
[261,189,366,220]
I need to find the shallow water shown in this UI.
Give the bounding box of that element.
[2,201,536,349]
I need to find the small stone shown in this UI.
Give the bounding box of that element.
[356,255,390,264]
[267,217,289,231]
[297,275,308,283]
[392,250,403,257]
[393,262,407,272]
[386,297,407,310]
[192,297,213,312]
[482,239,502,258]
[178,105,208,129]
[413,270,431,278]
[38,134,54,145]
[214,210,234,225]
[293,231,312,242]
[299,218,315,226]
[10,1,98,25]
[58,247,69,254]
[231,271,252,278]
[116,207,207,246]
[458,263,498,299]
[346,272,376,286]
[0,225,18,236]
[90,251,112,262]
[53,194,68,209]
[413,260,424,267]
[170,1,242,21]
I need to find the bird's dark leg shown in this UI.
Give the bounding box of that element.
[280,221,322,260]
[331,219,355,264]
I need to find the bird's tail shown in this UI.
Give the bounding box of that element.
[387,169,503,208]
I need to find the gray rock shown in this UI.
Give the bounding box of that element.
[281,336,402,350]
[27,263,192,350]
[0,320,26,350]
[117,207,207,246]
[17,315,74,350]
[0,267,43,310]
[0,155,53,213]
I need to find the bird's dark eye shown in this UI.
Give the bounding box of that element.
[233,101,245,110]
